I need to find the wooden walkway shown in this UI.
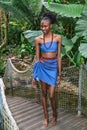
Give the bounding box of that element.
[6,96,87,130]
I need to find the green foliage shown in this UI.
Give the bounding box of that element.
[2,0,12,1]
[0,1,27,22]
[79,44,87,58]
[11,0,43,27]
[73,51,84,67]
[75,9,87,37]
[0,57,6,75]
[20,34,35,60]
[8,20,22,45]
[0,0,43,25]
[85,0,87,3]
[1,0,87,69]
[43,2,84,18]
[61,36,74,57]
[12,0,43,15]
[75,9,87,59]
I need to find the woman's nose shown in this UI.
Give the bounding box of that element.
[42,27,45,30]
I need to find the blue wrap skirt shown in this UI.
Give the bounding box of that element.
[33,57,58,87]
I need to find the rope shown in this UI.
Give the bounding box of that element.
[0,78,19,130]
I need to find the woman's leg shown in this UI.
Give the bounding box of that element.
[49,86,57,125]
[40,81,49,126]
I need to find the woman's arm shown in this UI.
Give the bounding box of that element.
[32,37,40,88]
[34,37,40,61]
[57,35,62,84]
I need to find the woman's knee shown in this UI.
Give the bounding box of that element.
[49,94,55,99]
[42,91,47,97]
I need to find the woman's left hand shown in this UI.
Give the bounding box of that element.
[57,75,61,85]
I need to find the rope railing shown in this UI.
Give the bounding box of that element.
[0,78,19,130]
[3,58,87,115]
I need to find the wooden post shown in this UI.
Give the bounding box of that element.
[78,65,82,116]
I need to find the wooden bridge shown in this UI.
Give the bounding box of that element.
[2,58,87,130]
[6,96,87,130]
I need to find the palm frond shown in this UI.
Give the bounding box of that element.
[43,2,84,18]
[0,0,43,22]
[12,0,43,17]
[0,1,28,22]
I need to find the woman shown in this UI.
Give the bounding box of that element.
[32,12,62,127]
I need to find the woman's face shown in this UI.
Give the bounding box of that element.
[40,20,51,34]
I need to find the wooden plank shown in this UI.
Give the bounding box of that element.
[6,96,87,130]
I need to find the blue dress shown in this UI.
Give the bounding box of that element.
[33,41,58,87]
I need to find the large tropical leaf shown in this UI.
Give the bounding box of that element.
[79,44,87,58]
[23,30,42,44]
[75,9,87,37]
[62,36,74,52]
[43,2,84,18]
[79,36,87,58]
[73,51,83,67]
[75,9,87,60]
[61,36,75,63]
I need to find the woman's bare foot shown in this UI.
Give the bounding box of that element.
[50,117,57,126]
[42,119,49,127]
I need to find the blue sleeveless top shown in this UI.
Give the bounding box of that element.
[40,41,58,53]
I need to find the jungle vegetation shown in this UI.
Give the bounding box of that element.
[0,0,87,75]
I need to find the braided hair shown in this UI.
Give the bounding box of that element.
[42,11,57,24]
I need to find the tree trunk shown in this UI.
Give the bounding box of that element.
[0,9,2,43]
[0,11,9,49]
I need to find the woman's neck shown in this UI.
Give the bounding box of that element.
[44,31,52,38]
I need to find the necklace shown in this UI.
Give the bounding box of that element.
[43,32,53,49]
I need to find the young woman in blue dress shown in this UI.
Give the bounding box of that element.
[32,12,62,127]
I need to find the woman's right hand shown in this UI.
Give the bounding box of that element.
[32,78,37,89]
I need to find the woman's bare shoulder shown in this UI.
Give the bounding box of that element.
[54,33,62,43]
[34,35,43,44]
[54,33,62,39]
